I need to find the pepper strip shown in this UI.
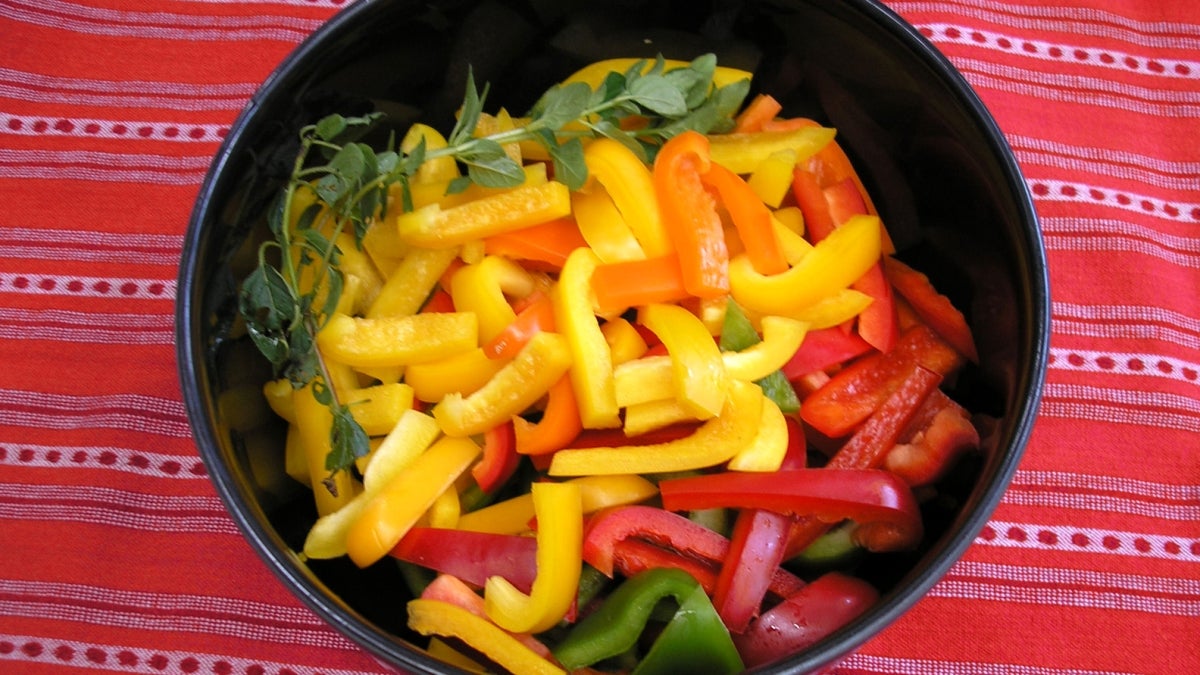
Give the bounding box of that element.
[548,379,762,476]
[640,302,728,419]
[450,255,536,344]
[484,482,582,634]
[512,374,582,456]
[659,468,923,552]
[316,312,478,369]
[433,331,573,437]
[407,599,565,675]
[653,130,729,298]
[702,161,787,275]
[553,568,744,675]
[584,137,672,257]
[707,125,836,175]
[397,180,572,248]
[553,247,620,428]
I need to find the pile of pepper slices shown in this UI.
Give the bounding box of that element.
[261,60,983,674]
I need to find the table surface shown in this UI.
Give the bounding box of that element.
[2,0,1198,673]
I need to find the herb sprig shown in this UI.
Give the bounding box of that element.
[238,54,750,491]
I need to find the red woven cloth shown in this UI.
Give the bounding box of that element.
[1,0,1197,673]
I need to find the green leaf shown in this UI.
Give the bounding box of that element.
[627,74,688,117]
[592,120,649,163]
[314,114,348,141]
[327,405,371,473]
[316,265,345,323]
[462,139,525,188]
[328,143,367,190]
[547,136,587,191]
[536,81,593,130]
[449,69,486,146]
[239,264,297,367]
[445,175,473,195]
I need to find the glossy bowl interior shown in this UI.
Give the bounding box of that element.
[176,0,1050,672]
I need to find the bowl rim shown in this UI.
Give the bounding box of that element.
[175,0,1051,672]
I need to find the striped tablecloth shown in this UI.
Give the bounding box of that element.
[1,0,1197,673]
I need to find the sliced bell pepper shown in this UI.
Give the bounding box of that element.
[719,301,805,412]
[402,123,460,184]
[584,137,672,257]
[483,216,587,270]
[472,419,519,494]
[512,374,582,456]
[457,474,658,535]
[345,435,481,567]
[404,347,507,403]
[553,568,744,675]
[800,324,962,438]
[639,302,728,419]
[725,393,788,472]
[884,398,979,486]
[553,247,620,429]
[484,290,556,360]
[882,255,979,362]
[702,161,788,275]
[397,180,572,248]
[653,130,729,298]
[707,125,836,175]
[433,330,573,437]
[343,382,414,436]
[393,527,537,593]
[732,92,784,133]
[571,185,647,263]
[780,326,875,381]
[590,253,690,316]
[851,262,898,353]
[600,316,649,365]
[316,312,478,369]
[420,573,555,660]
[407,599,565,675]
[292,382,360,515]
[747,149,798,208]
[711,507,794,633]
[367,245,460,318]
[791,167,836,242]
[728,214,882,318]
[484,481,582,634]
[561,57,752,91]
[659,468,923,552]
[450,255,536,345]
[548,379,762,476]
[825,364,943,472]
[732,572,878,669]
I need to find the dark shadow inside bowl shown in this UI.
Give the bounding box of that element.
[177,0,1048,672]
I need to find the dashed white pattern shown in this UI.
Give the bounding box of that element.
[922,23,1200,79]
[0,272,173,300]
[1048,347,1200,385]
[0,440,203,478]
[1,112,228,143]
[1030,178,1198,224]
[979,520,1200,563]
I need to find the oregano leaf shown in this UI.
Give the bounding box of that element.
[547,136,587,191]
[628,74,688,117]
[314,114,348,141]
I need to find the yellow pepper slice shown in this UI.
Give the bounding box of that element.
[571,186,647,263]
[456,474,658,535]
[600,316,648,366]
[771,214,814,264]
[563,57,751,91]
[622,398,699,437]
[484,481,582,634]
[292,382,361,515]
[405,163,548,212]
[640,303,728,420]
[344,382,414,436]
[553,247,620,429]
[427,485,462,529]
[707,126,836,175]
[408,599,566,675]
[316,312,478,369]
[403,123,459,184]
[788,288,874,328]
[367,245,460,318]
[261,378,295,424]
[397,180,571,248]
[284,423,308,486]
[721,316,809,381]
[549,379,763,476]
[613,355,675,408]
[432,331,573,437]
[450,255,536,344]
[346,435,481,567]
[726,394,789,472]
[729,214,882,316]
[405,347,508,403]
[583,138,672,257]
[303,410,442,559]
[747,149,798,208]
[774,206,805,235]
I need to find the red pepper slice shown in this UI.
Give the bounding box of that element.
[790,168,836,242]
[882,255,979,363]
[393,527,537,592]
[800,324,962,438]
[658,469,923,552]
[885,397,979,486]
[851,261,898,353]
[711,508,793,633]
[471,419,519,494]
[582,505,805,598]
[420,287,456,314]
[732,572,878,669]
[781,326,875,381]
[825,364,943,472]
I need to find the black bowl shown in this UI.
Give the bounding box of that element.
[176,0,1049,672]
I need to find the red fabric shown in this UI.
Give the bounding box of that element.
[1,0,1198,673]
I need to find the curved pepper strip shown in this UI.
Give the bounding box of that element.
[653,130,728,298]
[432,331,573,437]
[512,374,582,456]
[571,185,647,263]
[728,214,882,318]
[553,247,620,429]
[485,290,555,360]
[472,419,519,494]
[456,474,658,535]
[706,125,836,175]
[450,255,536,345]
[407,599,565,675]
[583,137,672,257]
[640,302,728,419]
[404,347,507,403]
[548,379,762,476]
[553,568,744,675]
[484,481,582,634]
[701,161,787,275]
[659,468,923,552]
